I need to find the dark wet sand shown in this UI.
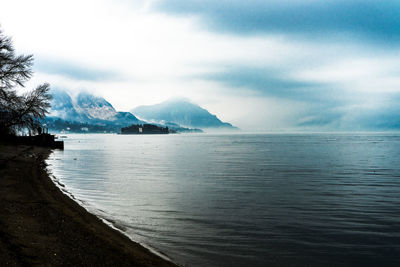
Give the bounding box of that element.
[0,144,176,266]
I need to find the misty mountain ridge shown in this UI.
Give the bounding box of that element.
[48,89,141,126]
[131,99,237,129]
[48,90,232,132]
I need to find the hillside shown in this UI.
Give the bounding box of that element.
[131,99,236,130]
[48,90,141,127]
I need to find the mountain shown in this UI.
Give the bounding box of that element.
[48,89,140,127]
[49,89,86,121]
[131,99,237,129]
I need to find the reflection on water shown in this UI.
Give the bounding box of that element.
[47,133,400,266]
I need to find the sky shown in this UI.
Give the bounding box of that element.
[1,0,400,131]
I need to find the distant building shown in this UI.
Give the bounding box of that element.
[121,124,170,134]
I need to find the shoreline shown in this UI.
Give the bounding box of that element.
[0,144,177,266]
[47,171,173,263]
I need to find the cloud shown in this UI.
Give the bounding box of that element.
[2,0,400,131]
[34,59,119,81]
[154,0,400,42]
[295,92,400,130]
[202,67,326,100]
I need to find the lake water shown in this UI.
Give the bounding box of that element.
[47,133,400,266]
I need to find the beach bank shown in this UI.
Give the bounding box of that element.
[0,144,176,266]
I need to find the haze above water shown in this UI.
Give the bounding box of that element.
[47,133,400,266]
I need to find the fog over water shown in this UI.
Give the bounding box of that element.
[47,133,400,266]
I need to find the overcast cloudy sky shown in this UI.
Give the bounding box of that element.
[2,0,400,131]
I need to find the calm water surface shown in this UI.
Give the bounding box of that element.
[47,133,400,266]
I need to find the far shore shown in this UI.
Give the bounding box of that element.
[0,143,176,266]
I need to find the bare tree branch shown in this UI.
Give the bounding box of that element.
[0,28,51,135]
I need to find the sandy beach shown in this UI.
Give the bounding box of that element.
[0,144,176,266]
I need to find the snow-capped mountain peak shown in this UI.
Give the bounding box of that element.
[49,89,139,126]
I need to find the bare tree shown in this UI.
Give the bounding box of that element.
[0,28,51,135]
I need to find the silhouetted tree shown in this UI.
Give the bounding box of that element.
[0,28,52,135]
